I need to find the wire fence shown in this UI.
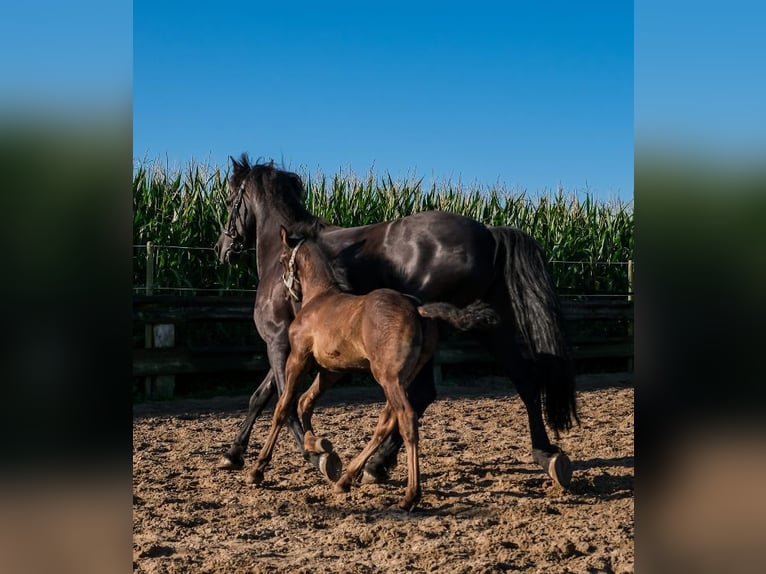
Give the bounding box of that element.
[132,243,634,299]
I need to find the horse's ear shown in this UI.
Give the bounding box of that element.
[230,155,239,170]
[280,226,289,246]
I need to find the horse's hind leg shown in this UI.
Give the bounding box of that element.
[479,331,573,488]
[344,376,422,511]
[298,370,344,454]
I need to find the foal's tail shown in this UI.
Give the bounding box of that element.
[489,226,579,436]
[417,300,500,332]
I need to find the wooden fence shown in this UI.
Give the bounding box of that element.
[133,295,633,398]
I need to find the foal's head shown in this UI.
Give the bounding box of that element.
[279,226,348,303]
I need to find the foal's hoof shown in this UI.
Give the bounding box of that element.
[318,451,343,483]
[316,437,334,453]
[333,480,351,494]
[217,455,244,471]
[246,469,264,485]
[398,496,421,513]
[305,435,335,454]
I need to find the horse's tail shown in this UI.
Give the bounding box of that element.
[489,226,579,436]
[418,300,501,332]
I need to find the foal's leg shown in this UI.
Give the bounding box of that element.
[361,358,437,483]
[249,352,311,485]
[298,370,344,454]
[385,378,422,511]
[334,404,398,493]
[248,340,342,483]
[337,384,422,511]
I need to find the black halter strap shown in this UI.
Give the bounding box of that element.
[223,179,248,252]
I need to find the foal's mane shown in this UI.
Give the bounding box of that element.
[230,153,321,227]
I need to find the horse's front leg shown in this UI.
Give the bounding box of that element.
[218,369,277,470]
[298,370,344,454]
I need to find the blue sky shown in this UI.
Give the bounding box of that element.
[134,2,633,201]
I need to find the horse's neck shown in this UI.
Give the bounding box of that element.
[253,209,319,278]
[255,239,277,280]
[254,215,289,277]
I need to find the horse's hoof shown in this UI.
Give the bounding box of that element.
[360,467,388,485]
[548,452,573,489]
[532,448,573,489]
[319,451,343,483]
[217,455,244,471]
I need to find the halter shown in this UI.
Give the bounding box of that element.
[223,179,248,253]
[282,239,305,301]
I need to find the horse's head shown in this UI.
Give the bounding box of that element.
[215,154,256,264]
[215,154,310,264]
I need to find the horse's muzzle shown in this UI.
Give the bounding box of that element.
[214,237,231,264]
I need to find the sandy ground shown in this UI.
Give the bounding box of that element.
[133,373,634,573]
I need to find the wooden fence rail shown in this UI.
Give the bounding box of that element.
[133,295,633,397]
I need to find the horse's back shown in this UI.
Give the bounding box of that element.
[322,211,497,304]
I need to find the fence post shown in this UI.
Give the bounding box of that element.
[144,242,154,398]
[152,324,176,398]
[143,243,177,399]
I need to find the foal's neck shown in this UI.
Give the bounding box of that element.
[297,252,342,304]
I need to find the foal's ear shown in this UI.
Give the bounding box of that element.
[280,225,303,248]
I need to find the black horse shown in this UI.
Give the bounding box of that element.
[214,154,578,488]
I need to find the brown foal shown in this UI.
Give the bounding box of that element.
[249,227,499,511]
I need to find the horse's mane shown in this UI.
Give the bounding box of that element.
[290,227,353,294]
[230,153,320,226]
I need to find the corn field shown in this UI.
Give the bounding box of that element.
[133,160,633,296]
